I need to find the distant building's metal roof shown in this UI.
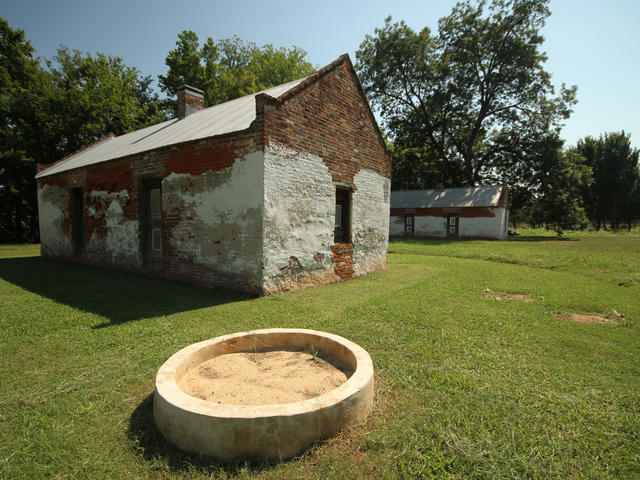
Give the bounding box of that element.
[36,78,306,178]
[391,186,505,208]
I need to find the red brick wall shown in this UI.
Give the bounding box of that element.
[36,55,390,293]
[257,56,391,282]
[258,57,391,186]
[178,91,205,118]
[37,130,261,292]
[390,207,497,218]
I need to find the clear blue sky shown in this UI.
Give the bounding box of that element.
[3,0,639,148]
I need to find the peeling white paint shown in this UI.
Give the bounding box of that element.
[90,189,129,206]
[164,151,264,288]
[262,144,336,292]
[87,189,138,263]
[37,185,72,257]
[352,169,390,276]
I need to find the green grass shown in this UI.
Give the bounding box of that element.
[1,230,638,479]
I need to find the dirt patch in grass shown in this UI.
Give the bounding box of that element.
[483,288,539,302]
[554,312,621,324]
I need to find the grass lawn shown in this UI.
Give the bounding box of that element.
[0,229,638,479]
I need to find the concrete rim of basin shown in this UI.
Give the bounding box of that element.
[153,328,374,460]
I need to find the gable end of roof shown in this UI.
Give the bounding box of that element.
[267,54,390,156]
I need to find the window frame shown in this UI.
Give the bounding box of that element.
[333,187,351,244]
[404,213,415,234]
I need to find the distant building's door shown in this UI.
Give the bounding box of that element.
[447,214,459,238]
[142,180,162,260]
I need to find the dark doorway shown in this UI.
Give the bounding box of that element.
[334,188,351,244]
[142,180,163,260]
[71,187,84,255]
[447,214,459,238]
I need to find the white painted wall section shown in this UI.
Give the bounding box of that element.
[163,151,265,289]
[352,169,390,276]
[87,190,139,264]
[37,185,72,257]
[262,144,336,292]
[389,216,404,236]
[458,208,507,239]
[391,208,508,239]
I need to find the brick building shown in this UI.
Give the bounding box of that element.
[390,185,509,240]
[36,55,391,294]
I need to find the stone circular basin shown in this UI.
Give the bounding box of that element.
[153,328,374,460]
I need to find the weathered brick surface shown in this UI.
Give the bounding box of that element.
[331,244,355,279]
[36,55,390,294]
[258,55,391,186]
[390,206,497,218]
[178,88,205,118]
[37,131,261,291]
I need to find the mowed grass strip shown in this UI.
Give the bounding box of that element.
[0,232,638,479]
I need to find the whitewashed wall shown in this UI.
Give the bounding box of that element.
[86,189,138,265]
[37,184,72,257]
[391,207,508,239]
[352,169,390,276]
[458,208,508,239]
[163,151,265,290]
[262,144,337,293]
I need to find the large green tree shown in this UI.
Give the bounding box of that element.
[356,0,576,187]
[575,131,640,230]
[0,18,41,242]
[42,47,171,159]
[159,31,316,109]
[0,19,170,242]
[535,149,591,235]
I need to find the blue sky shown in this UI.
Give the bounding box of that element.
[3,0,639,148]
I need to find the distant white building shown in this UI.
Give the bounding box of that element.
[390,185,509,240]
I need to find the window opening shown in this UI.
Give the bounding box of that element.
[404,214,414,234]
[142,180,163,259]
[334,188,351,243]
[447,214,459,237]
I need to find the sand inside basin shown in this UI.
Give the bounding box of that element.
[177,348,354,405]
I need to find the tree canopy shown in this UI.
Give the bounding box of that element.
[575,131,640,230]
[356,0,576,187]
[0,21,317,242]
[158,30,316,109]
[0,19,170,242]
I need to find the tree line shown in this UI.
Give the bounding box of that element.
[355,0,639,234]
[2,0,639,242]
[0,19,315,242]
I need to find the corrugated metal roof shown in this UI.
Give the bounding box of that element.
[36,78,307,178]
[391,186,504,208]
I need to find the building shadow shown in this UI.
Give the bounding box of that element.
[0,256,250,327]
[127,393,281,475]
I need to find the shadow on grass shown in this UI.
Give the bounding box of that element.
[0,256,250,327]
[507,235,578,242]
[127,393,279,475]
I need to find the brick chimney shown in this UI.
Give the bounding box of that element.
[177,85,204,118]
